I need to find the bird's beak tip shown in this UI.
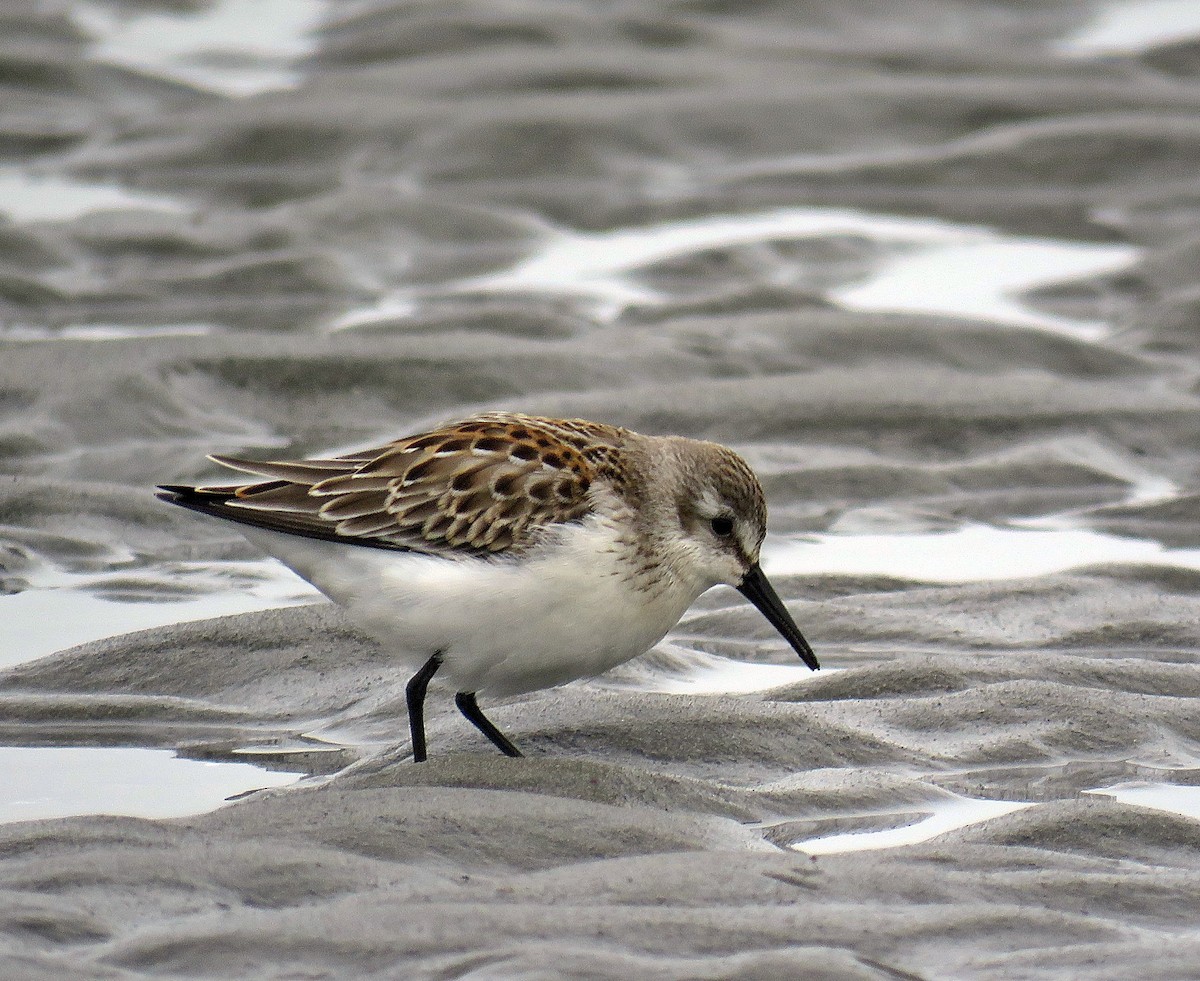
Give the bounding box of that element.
[737,563,820,671]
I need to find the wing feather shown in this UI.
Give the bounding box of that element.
[207,455,357,483]
[173,413,624,557]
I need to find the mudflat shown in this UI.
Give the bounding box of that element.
[2,2,1200,978]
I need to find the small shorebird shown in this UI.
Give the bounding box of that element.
[159,412,818,761]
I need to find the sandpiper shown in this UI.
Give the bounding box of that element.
[158,412,818,760]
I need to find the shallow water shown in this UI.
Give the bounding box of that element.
[0,169,191,224]
[75,0,328,96]
[767,524,1200,582]
[338,205,1139,336]
[793,793,1034,855]
[1057,0,1200,54]
[0,746,303,824]
[1087,781,1200,822]
[2,1,1200,978]
[3,560,315,667]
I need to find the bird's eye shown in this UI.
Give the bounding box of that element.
[710,516,734,537]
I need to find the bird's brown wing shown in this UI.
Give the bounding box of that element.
[161,413,622,556]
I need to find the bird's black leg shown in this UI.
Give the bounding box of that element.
[455,691,522,758]
[406,653,442,763]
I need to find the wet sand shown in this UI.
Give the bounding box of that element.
[3,1,1200,977]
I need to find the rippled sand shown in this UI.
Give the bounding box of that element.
[2,1,1200,978]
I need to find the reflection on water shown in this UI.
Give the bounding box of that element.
[641,658,820,695]
[459,207,962,310]
[790,771,1200,857]
[75,0,329,96]
[334,205,1138,336]
[4,323,217,341]
[0,170,192,224]
[1086,782,1200,823]
[1057,0,1200,55]
[833,236,1136,339]
[4,560,318,669]
[595,645,827,695]
[765,524,1200,583]
[0,746,303,824]
[793,793,1033,855]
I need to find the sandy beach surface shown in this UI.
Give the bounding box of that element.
[2,1,1200,977]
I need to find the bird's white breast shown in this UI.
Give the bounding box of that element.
[242,517,705,696]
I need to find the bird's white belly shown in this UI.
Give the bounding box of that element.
[243,521,703,696]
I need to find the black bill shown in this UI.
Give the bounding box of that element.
[737,563,820,671]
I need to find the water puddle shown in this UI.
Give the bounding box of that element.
[457,208,963,310]
[334,205,1138,337]
[792,794,1033,855]
[1086,782,1200,822]
[764,524,1200,583]
[646,658,820,695]
[0,170,192,224]
[0,746,303,825]
[597,645,825,695]
[1057,0,1200,56]
[74,0,328,97]
[3,560,319,669]
[832,237,1135,339]
[3,323,217,341]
